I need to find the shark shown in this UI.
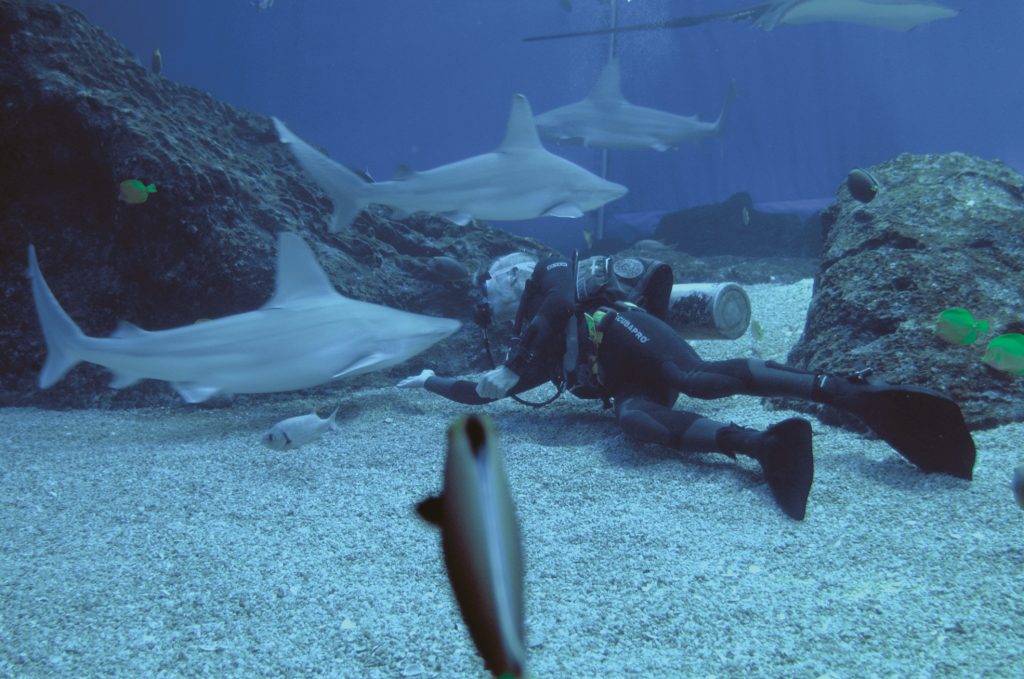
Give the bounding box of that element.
[534,59,737,151]
[28,232,461,403]
[751,0,959,30]
[272,93,627,232]
[523,0,958,41]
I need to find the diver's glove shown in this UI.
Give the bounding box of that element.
[397,369,436,389]
[476,366,520,399]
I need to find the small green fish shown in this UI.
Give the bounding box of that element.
[119,179,157,204]
[935,307,989,346]
[981,333,1024,375]
[750,319,764,341]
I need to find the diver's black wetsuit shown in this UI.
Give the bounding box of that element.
[424,256,576,405]
[426,254,805,435]
[423,254,976,519]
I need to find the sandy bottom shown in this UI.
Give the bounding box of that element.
[2,280,1022,677]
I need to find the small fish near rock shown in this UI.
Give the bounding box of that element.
[846,168,880,204]
[981,333,1024,376]
[935,307,989,346]
[118,179,157,204]
[263,408,338,450]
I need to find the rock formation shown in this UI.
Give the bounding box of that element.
[774,153,1024,430]
[0,0,551,407]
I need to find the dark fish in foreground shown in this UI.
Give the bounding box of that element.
[417,414,526,678]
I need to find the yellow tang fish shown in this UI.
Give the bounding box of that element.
[935,307,989,346]
[981,333,1024,376]
[119,179,156,204]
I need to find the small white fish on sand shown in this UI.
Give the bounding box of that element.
[263,408,338,450]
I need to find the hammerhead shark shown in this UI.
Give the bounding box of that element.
[28,232,460,402]
[273,94,627,232]
[523,0,958,41]
[534,59,736,151]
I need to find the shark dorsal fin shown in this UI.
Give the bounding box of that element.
[393,164,418,181]
[497,94,542,152]
[264,232,339,308]
[111,321,148,338]
[588,58,624,103]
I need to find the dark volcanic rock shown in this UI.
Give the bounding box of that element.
[0,0,552,408]
[654,191,823,259]
[772,153,1024,431]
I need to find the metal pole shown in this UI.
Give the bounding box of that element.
[596,0,618,243]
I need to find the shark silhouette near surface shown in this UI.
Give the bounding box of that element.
[523,0,958,41]
[534,59,737,151]
[28,232,460,402]
[751,0,958,30]
[273,94,627,232]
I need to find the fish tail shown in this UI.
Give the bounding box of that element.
[27,245,87,388]
[145,184,157,193]
[713,79,738,133]
[272,116,369,232]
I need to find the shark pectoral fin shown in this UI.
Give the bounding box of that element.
[332,352,389,379]
[109,372,142,389]
[442,211,473,226]
[415,495,444,525]
[171,382,223,403]
[543,203,584,219]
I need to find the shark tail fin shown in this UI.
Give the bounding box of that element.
[27,245,86,388]
[713,80,738,134]
[272,117,370,232]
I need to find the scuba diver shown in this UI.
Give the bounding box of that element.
[399,252,977,520]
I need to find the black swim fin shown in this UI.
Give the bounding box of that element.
[755,418,814,521]
[816,374,976,480]
[719,417,814,520]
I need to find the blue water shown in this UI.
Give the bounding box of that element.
[58,0,1023,252]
